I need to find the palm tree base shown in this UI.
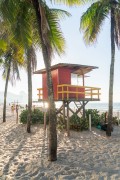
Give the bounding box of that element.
[27,127,31,133]
[48,149,57,161]
[48,157,57,161]
[3,117,6,122]
[106,124,112,136]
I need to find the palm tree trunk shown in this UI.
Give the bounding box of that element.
[106,7,115,136]
[27,47,32,133]
[32,0,57,161]
[3,60,11,122]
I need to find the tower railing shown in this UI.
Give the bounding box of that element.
[37,88,43,100]
[37,84,101,100]
[57,84,101,100]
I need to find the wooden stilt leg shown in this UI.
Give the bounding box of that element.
[63,101,65,121]
[67,102,70,136]
[43,102,46,130]
[83,101,85,119]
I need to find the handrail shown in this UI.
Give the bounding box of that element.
[37,85,101,101]
[57,84,101,100]
[37,88,43,100]
[57,84,101,90]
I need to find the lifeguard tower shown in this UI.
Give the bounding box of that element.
[34,63,101,120]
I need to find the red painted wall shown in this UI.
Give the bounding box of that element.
[58,67,71,84]
[42,67,85,100]
[52,69,58,99]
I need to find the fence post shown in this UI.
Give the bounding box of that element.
[44,110,46,130]
[89,114,91,131]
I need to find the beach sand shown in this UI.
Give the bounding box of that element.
[0,108,120,179]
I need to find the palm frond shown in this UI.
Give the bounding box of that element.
[80,1,109,45]
[0,0,18,24]
[50,9,71,19]
[9,58,21,85]
[12,1,33,48]
[0,30,25,85]
[0,0,34,48]
[0,58,3,65]
[43,5,70,56]
[0,39,7,52]
[50,0,86,6]
[27,46,37,72]
[47,10,65,55]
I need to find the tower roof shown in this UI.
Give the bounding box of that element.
[33,63,98,75]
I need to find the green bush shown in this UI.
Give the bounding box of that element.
[85,109,101,126]
[85,109,119,126]
[32,109,44,124]
[56,109,119,132]
[19,109,44,124]
[112,116,118,125]
[99,112,106,123]
[70,114,89,131]
[79,117,89,130]
[57,114,89,131]
[70,114,80,126]
[57,115,66,131]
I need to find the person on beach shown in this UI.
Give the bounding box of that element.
[11,105,15,115]
[16,105,19,123]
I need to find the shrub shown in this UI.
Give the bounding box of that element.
[19,109,44,124]
[99,112,106,124]
[85,109,100,126]
[57,115,66,131]
[70,114,89,131]
[79,117,89,130]
[85,109,118,126]
[112,116,118,125]
[57,114,89,131]
[32,109,44,124]
[70,114,80,126]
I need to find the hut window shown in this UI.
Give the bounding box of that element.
[71,73,82,85]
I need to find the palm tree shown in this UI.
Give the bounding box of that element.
[0,44,24,122]
[1,0,69,161]
[31,0,66,161]
[80,0,120,136]
[2,57,12,123]
[0,0,80,161]
[0,20,24,123]
[26,46,37,133]
[0,1,38,131]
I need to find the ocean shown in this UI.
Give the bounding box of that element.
[0,102,120,120]
[55,102,120,114]
[85,103,120,118]
[1,102,120,111]
[86,102,120,111]
[1,102,120,115]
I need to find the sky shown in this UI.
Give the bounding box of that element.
[1,3,120,103]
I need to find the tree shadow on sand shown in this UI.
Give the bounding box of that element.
[2,125,48,179]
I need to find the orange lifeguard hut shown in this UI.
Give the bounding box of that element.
[34,63,101,119]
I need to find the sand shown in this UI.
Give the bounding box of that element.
[0,107,120,179]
